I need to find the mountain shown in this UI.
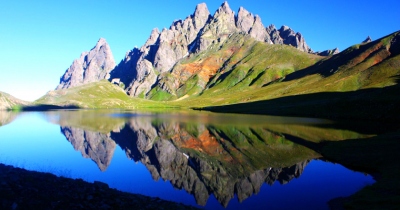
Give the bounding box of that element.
[200,31,400,121]
[56,38,116,90]
[0,91,29,110]
[316,47,339,56]
[43,2,400,123]
[56,114,323,206]
[108,2,318,99]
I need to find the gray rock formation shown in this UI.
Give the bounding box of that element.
[237,7,271,43]
[267,24,284,44]
[278,25,312,53]
[109,2,314,97]
[109,48,141,89]
[194,1,237,52]
[362,36,372,43]
[61,126,116,171]
[316,47,340,56]
[57,38,116,90]
[118,4,211,96]
[236,7,254,33]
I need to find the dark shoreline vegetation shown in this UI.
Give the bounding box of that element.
[0,163,198,210]
[8,104,80,112]
[196,83,400,122]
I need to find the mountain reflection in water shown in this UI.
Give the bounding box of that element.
[49,110,369,207]
[0,110,376,209]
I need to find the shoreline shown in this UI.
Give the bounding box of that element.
[0,163,198,209]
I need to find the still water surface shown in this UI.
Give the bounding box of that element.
[0,110,375,209]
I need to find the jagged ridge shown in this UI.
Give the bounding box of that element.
[57,38,116,90]
[108,2,317,99]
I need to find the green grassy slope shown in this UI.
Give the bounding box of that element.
[147,33,321,101]
[35,80,176,109]
[197,31,400,121]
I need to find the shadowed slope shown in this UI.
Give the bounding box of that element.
[198,31,400,121]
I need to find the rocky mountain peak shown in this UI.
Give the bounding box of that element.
[194,3,210,19]
[96,37,107,46]
[362,36,372,43]
[249,15,270,43]
[193,1,237,53]
[279,25,295,37]
[108,2,316,98]
[316,47,340,56]
[278,25,312,53]
[213,1,235,26]
[236,7,254,33]
[217,1,234,15]
[56,38,116,90]
[192,3,210,30]
[144,28,160,47]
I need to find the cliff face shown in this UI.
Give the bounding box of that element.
[108,2,315,98]
[56,38,116,90]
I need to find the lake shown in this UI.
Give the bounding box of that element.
[0,110,376,209]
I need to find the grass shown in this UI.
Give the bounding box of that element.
[145,33,321,101]
[34,80,178,110]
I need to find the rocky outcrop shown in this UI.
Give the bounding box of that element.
[193,2,237,52]
[277,25,312,53]
[316,47,340,56]
[57,38,116,90]
[236,7,271,43]
[266,24,283,44]
[109,48,141,89]
[60,126,116,171]
[118,4,211,96]
[362,36,372,43]
[109,2,315,97]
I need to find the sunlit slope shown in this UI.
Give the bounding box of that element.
[198,31,400,120]
[44,110,127,134]
[36,30,400,118]
[148,33,321,101]
[0,91,29,110]
[35,80,173,109]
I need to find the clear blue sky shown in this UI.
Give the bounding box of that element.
[1,0,399,101]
